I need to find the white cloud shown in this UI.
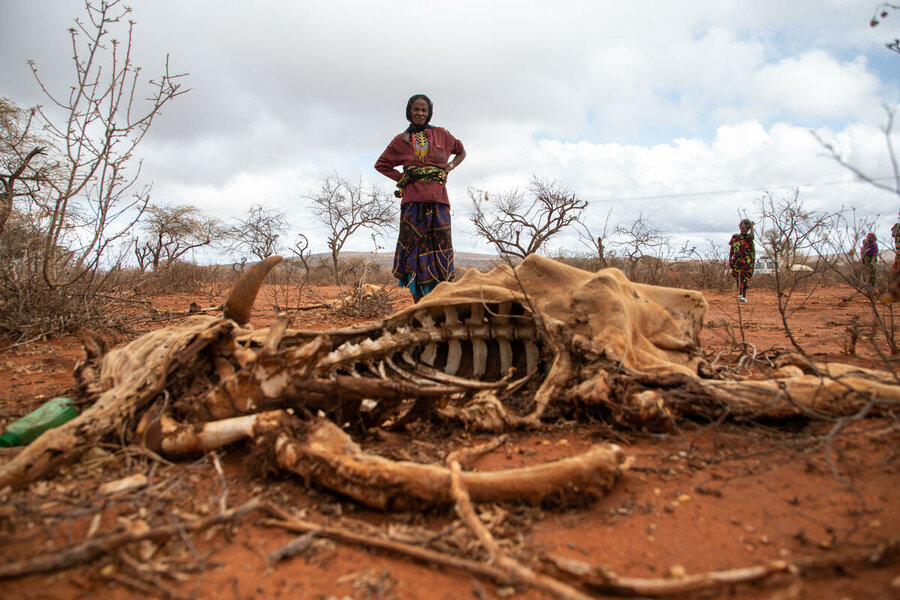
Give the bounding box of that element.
[752,52,884,120]
[2,0,898,264]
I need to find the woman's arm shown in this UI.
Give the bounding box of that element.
[374,137,403,182]
[448,147,466,172]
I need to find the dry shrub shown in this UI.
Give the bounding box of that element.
[553,251,735,291]
[268,258,311,313]
[0,212,121,339]
[328,284,398,319]
[552,254,601,272]
[132,262,234,297]
[306,256,395,286]
[656,261,729,291]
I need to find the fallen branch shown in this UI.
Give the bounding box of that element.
[0,497,263,579]
[104,571,190,600]
[261,504,513,584]
[267,530,320,563]
[541,535,900,597]
[447,446,594,600]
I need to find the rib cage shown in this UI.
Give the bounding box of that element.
[324,300,543,384]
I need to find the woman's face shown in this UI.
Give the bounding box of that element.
[740,221,750,234]
[410,99,430,126]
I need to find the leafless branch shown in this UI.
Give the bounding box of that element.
[470,175,587,259]
[306,171,396,284]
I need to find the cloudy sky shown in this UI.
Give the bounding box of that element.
[3,0,899,262]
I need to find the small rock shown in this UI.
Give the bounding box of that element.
[668,564,687,578]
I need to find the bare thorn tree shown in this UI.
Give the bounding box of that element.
[469,176,587,259]
[27,0,188,288]
[133,203,217,272]
[225,203,289,262]
[756,190,833,354]
[612,213,673,284]
[269,233,312,313]
[0,98,49,237]
[577,207,614,269]
[307,173,396,285]
[0,1,187,337]
[816,207,897,354]
[811,103,900,203]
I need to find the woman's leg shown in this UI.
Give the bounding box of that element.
[392,203,454,300]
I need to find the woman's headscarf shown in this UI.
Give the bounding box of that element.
[405,94,433,133]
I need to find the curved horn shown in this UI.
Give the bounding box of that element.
[223,255,283,325]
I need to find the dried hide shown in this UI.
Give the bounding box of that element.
[1,255,897,507]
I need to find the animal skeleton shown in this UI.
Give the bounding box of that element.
[1,255,897,510]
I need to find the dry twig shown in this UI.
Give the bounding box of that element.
[0,497,263,579]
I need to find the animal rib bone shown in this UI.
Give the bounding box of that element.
[274,418,629,510]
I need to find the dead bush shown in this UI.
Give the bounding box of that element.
[130,261,232,297]
[328,284,398,319]
[0,211,125,340]
[551,253,602,273]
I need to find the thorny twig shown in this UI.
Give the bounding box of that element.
[447,443,594,600]
[0,497,264,579]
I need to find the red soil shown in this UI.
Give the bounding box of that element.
[0,283,897,599]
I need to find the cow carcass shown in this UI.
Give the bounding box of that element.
[1,255,897,510]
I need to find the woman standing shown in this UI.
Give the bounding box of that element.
[375,94,466,301]
[860,232,878,287]
[728,219,755,303]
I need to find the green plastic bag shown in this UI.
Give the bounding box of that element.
[0,397,79,447]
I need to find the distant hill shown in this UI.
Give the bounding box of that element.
[310,251,506,271]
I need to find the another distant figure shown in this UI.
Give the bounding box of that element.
[729,219,755,303]
[375,94,466,302]
[860,232,878,287]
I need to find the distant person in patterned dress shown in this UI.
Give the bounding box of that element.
[728,219,755,303]
[860,232,878,287]
[375,94,466,302]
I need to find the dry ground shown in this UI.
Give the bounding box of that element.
[0,281,898,600]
